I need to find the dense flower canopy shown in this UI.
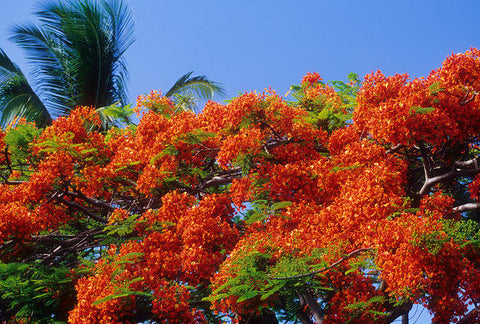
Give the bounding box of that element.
[1,49,480,323]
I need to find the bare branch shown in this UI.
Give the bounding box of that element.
[453,202,480,213]
[24,228,105,265]
[418,141,433,179]
[419,158,480,195]
[196,167,242,191]
[3,144,12,174]
[57,197,107,223]
[455,157,479,168]
[298,291,324,324]
[264,136,291,153]
[67,190,115,212]
[460,90,478,105]
[386,144,403,154]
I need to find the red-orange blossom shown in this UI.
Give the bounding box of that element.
[1,50,480,323]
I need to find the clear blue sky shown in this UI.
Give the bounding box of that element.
[1,0,479,104]
[0,1,479,323]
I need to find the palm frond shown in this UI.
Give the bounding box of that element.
[0,48,52,127]
[10,23,72,116]
[8,0,134,120]
[56,0,134,108]
[165,71,225,101]
[0,48,23,77]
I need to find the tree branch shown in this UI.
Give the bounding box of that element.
[460,90,478,105]
[385,301,413,323]
[67,190,115,212]
[386,144,403,154]
[458,306,480,324]
[300,291,324,324]
[419,157,480,195]
[453,202,480,212]
[25,228,105,265]
[269,248,372,280]
[196,167,243,192]
[418,141,433,179]
[57,197,107,223]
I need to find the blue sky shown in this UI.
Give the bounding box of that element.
[1,1,479,104]
[0,1,479,322]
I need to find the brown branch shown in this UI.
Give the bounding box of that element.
[3,144,12,174]
[460,90,478,105]
[197,167,243,191]
[269,248,372,280]
[24,228,105,265]
[264,136,291,152]
[57,197,107,223]
[418,141,433,179]
[67,190,115,212]
[419,158,480,195]
[386,144,403,154]
[458,307,480,324]
[2,180,24,185]
[455,157,479,167]
[385,301,413,323]
[300,291,324,324]
[453,202,480,212]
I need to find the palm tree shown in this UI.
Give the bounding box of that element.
[166,71,225,113]
[0,48,52,126]
[0,0,223,128]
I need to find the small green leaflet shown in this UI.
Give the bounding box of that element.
[409,106,434,115]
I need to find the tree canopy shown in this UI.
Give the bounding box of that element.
[1,49,480,323]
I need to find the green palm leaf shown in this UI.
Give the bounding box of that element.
[0,48,52,127]
[166,71,225,101]
[9,0,134,119]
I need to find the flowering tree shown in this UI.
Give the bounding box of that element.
[1,49,480,323]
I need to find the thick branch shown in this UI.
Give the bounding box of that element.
[25,228,104,265]
[3,144,12,174]
[418,141,433,179]
[453,202,480,212]
[57,198,107,223]
[458,307,480,324]
[419,157,480,195]
[269,248,372,280]
[264,136,291,152]
[385,301,413,323]
[460,90,478,105]
[300,291,324,324]
[67,190,115,212]
[386,144,403,154]
[196,167,242,192]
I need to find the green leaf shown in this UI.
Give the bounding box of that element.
[409,106,434,115]
[92,292,131,305]
[260,283,284,300]
[120,252,144,261]
[368,310,389,316]
[272,201,292,211]
[236,290,260,303]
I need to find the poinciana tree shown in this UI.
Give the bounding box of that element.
[1,49,480,323]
